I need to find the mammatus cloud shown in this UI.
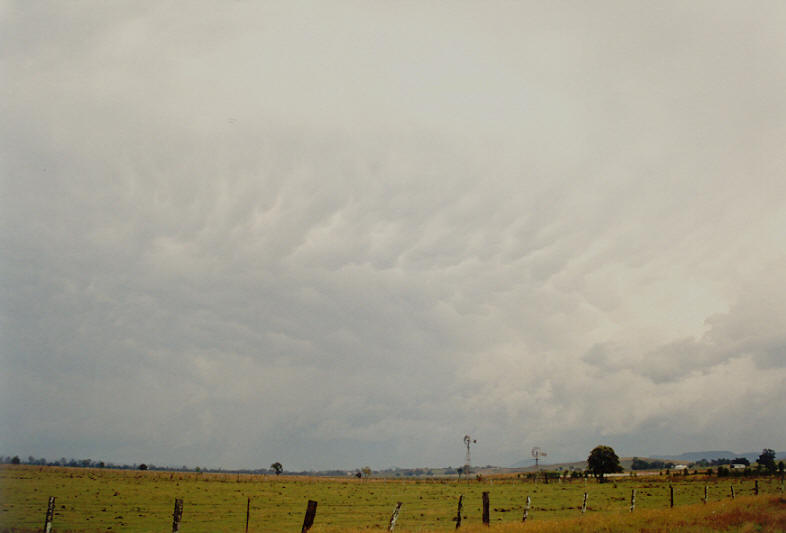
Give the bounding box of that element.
[1,1,785,469]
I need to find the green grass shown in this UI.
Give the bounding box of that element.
[1,466,783,532]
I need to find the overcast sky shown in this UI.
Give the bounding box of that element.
[2,1,785,471]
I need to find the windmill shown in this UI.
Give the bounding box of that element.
[463,435,476,476]
[531,446,547,470]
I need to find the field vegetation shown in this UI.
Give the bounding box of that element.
[1,465,784,532]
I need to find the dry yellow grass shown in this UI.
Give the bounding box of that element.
[312,495,786,533]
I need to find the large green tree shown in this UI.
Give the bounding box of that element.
[587,445,623,482]
[757,449,776,474]
[270,462,283,475]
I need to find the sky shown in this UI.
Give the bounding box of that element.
[1,1,785,471]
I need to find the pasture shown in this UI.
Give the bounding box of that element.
[1,466,783,532]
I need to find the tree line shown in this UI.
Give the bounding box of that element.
[4,448,782,478]
[0,455,283,475]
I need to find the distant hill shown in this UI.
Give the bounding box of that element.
[649,451,739,462]
[650,451,786,463]
[510,450,786,470]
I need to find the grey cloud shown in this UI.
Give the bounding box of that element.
[584,283,786,384]
[2,1,786,469]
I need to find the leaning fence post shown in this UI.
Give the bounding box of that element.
[43,496,56,533]
[455,494,463,529]
[581,492,588,514]
[301,500,318,533]
[629,489,635,512]
[522,495,531,522]
[482,491,490,526]
[388,502,402,532]
[730,485,735,499]
[669,485,674,508]
[245,497,251,533]
[172,498,184,533]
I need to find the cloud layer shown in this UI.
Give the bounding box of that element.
[2,1,785,469]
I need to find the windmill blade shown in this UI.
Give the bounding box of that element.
[530,447,547,456]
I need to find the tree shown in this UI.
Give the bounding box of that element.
[758,449,776,473]
[587,445,623,482]
[11,456,20,465]
[138,463,148,471]
[270,462,283,475]
[362,466,372,479]
[631,457,667,470]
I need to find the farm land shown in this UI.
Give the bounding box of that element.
[1,465,784,532]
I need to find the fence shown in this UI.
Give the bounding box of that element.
[2,467,783,532]
[21,477,784,532]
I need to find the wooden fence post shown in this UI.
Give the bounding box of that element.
[482,491,490,526]
[754,480,759,495]
[245,497,250,533]
[730,485,735,499]
[455,494,463,529]
[172,498,184,533]
[301,500,318,533]
[522,495,531,522]
[388,502,402,532]
[629,489,635,512]
[704,485,708,504]
[669,485,674,508]
[581,492,588,514]
[43,496,56,533]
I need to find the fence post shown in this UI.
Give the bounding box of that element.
[43,496,56,533]
[704,485,708,504]
[754,480,759,495]
[482,491,490,526]
[455,494,463,529]
[730,485,735,499]
[301,500,318,533]
[581,492,588,514]
[172,498,184,533]
[388,502,402,532]
[522,495,531,522]
[669,485,674,508]
[245,497,251,533]
[629,489,635,512]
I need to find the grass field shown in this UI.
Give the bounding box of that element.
[1,466,784,532]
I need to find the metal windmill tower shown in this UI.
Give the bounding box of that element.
[463,435,476,475]
[531,446,547,470]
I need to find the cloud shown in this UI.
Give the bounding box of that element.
[2,1,786,469]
